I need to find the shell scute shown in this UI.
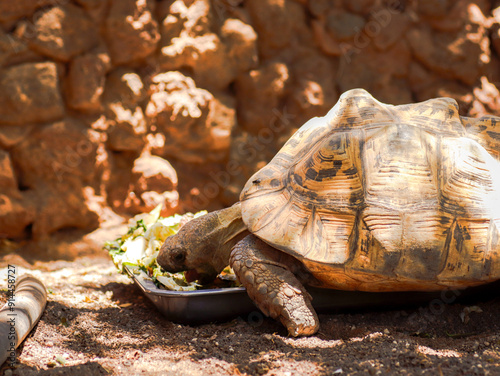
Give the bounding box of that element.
[240,89,500,286]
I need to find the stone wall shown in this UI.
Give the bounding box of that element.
[1,0,500,241]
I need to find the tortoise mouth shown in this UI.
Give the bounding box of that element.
[184,269,201,283]
[185,268,218,285]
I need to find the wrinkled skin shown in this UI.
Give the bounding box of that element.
[157,203,321,336]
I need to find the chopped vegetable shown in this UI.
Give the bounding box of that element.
[105,205,239,291]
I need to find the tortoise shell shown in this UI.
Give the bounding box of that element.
[240,89,500,292]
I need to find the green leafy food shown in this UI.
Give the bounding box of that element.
[105,205,239,291]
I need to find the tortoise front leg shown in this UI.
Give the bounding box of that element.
[230,235,319,337]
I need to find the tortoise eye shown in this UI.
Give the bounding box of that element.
[172,251,185,263]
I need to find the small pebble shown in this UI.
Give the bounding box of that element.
[383,329,390,335]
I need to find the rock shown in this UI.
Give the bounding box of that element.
[0,193,35,239]
[104,68,146,106]
[0,150,18,195]
[10,119,101,238]
[407,4,490,86]
[0,62,64,125]
[132,154,177,192]
[236,62,290,133]
[325,10,365,41]
[105,0,160,65]
[22,3,99,62]
[104,69,148,152]
[160,31,233,90]
[343,0,376,14]
[338,39,413,104]
[416,0,452,19]
[406,23,489,86]
[220,18,259,74]
[0,30,40,68]
[145,72,235,163]
[287,52,338,126]
[0,0,54,27]
[372,11,412,51]
[0,125,34,149]
[469,76,500,117]
[124,154,180,216]
[159,1,257,90]
[160,0,212,40]
[106,104,147,152]
[66,49,111,113]
[74,0,107,9]
[245,0,292,55]
[104,151,136,214]
[107,121,147,152]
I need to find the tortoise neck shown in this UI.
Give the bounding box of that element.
[212,202,250,270]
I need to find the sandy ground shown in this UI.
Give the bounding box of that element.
[1,250,500,376]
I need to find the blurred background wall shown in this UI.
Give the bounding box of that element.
[1,0,500,250]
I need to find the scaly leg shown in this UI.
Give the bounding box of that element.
[230,235,319,337]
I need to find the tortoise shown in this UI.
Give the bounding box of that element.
[157,88,500,337]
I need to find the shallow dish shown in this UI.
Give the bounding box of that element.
[125,266,500,324]
[124,266,256,324]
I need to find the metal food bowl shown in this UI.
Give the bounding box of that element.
[125,266,500,325]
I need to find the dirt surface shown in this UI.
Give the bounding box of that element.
[1,252,500,376]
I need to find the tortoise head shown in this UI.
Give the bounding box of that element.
[157,203,248,283]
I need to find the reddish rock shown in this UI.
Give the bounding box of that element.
[469,76,500,117]
[220,18,259,75]
[325,10,365,41]
[0,30,40,68]
[236,62,290,134]
[104,69,148,152]
[124,153,180,216]
[0,150,18,195]
[66,49,111,113]
[107,119,147,152]
[10,119,101,238]
[0,0,54,27]
[104,69,146,106]
[245,0,292,55]
[159,2,258,91]
[417,0,490,32]
[287,52,338,126]
[406,5,490,86]
[0,62,64,125]
[23,4,99,62]
[0,125,34,149]
[338,40,412,104]
[343,0,376,14]
[105,0,160,65]
[0,193,35,239]
[372,10,412,51]
[146,72,235,163]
